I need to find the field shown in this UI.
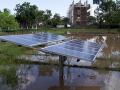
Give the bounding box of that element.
[0,28,120,69]
[0,28,120,36]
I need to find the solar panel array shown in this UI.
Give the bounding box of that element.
[40,39,102,61]
[0,32,66,47]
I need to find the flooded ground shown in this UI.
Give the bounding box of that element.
[0,34,120,90]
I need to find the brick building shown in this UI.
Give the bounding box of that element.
[68,0,90,28]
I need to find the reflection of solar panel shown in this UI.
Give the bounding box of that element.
[0,32,66,47]
[40,39,102,61]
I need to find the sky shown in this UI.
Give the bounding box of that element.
[0,0,97,16]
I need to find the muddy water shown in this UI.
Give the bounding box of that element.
[0,34,120,90]
[73,34,120,68]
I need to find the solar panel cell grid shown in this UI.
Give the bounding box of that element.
[64,45,97,55]
[69,40,101,48]
[0,33,66,47]
[41,39,102,61]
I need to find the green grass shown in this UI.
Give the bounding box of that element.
[0,28,120,36]
[0,42,35,64]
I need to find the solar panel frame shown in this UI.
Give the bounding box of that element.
[40,39,103,61]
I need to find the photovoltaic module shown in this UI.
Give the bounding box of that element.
[0,32,66,47]
[40,39,102,61]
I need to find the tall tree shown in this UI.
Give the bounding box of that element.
[15,2,38,29]
[32,10,45,29]
[51,13,61,27]
[94,0,120,28]
[0,9,19,30]
[43,9,52,26]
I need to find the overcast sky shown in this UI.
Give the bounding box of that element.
[0,0,97,16]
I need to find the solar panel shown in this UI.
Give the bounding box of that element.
[40,39,103,61]
[0,32,66,47]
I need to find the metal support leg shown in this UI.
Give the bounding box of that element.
[59,55,67,88]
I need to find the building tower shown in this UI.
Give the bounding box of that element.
[68,0,90,28]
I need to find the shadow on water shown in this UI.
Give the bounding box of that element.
[0,34,120,90]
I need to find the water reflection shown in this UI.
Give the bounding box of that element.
[1,64,120,90]
[0,65,104,90]
[0,65,120,90]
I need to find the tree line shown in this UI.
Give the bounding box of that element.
[0,2,69,30]
[0,1,120,30]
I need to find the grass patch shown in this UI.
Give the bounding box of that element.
[0,42,36,64]
[0,28,120,36]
